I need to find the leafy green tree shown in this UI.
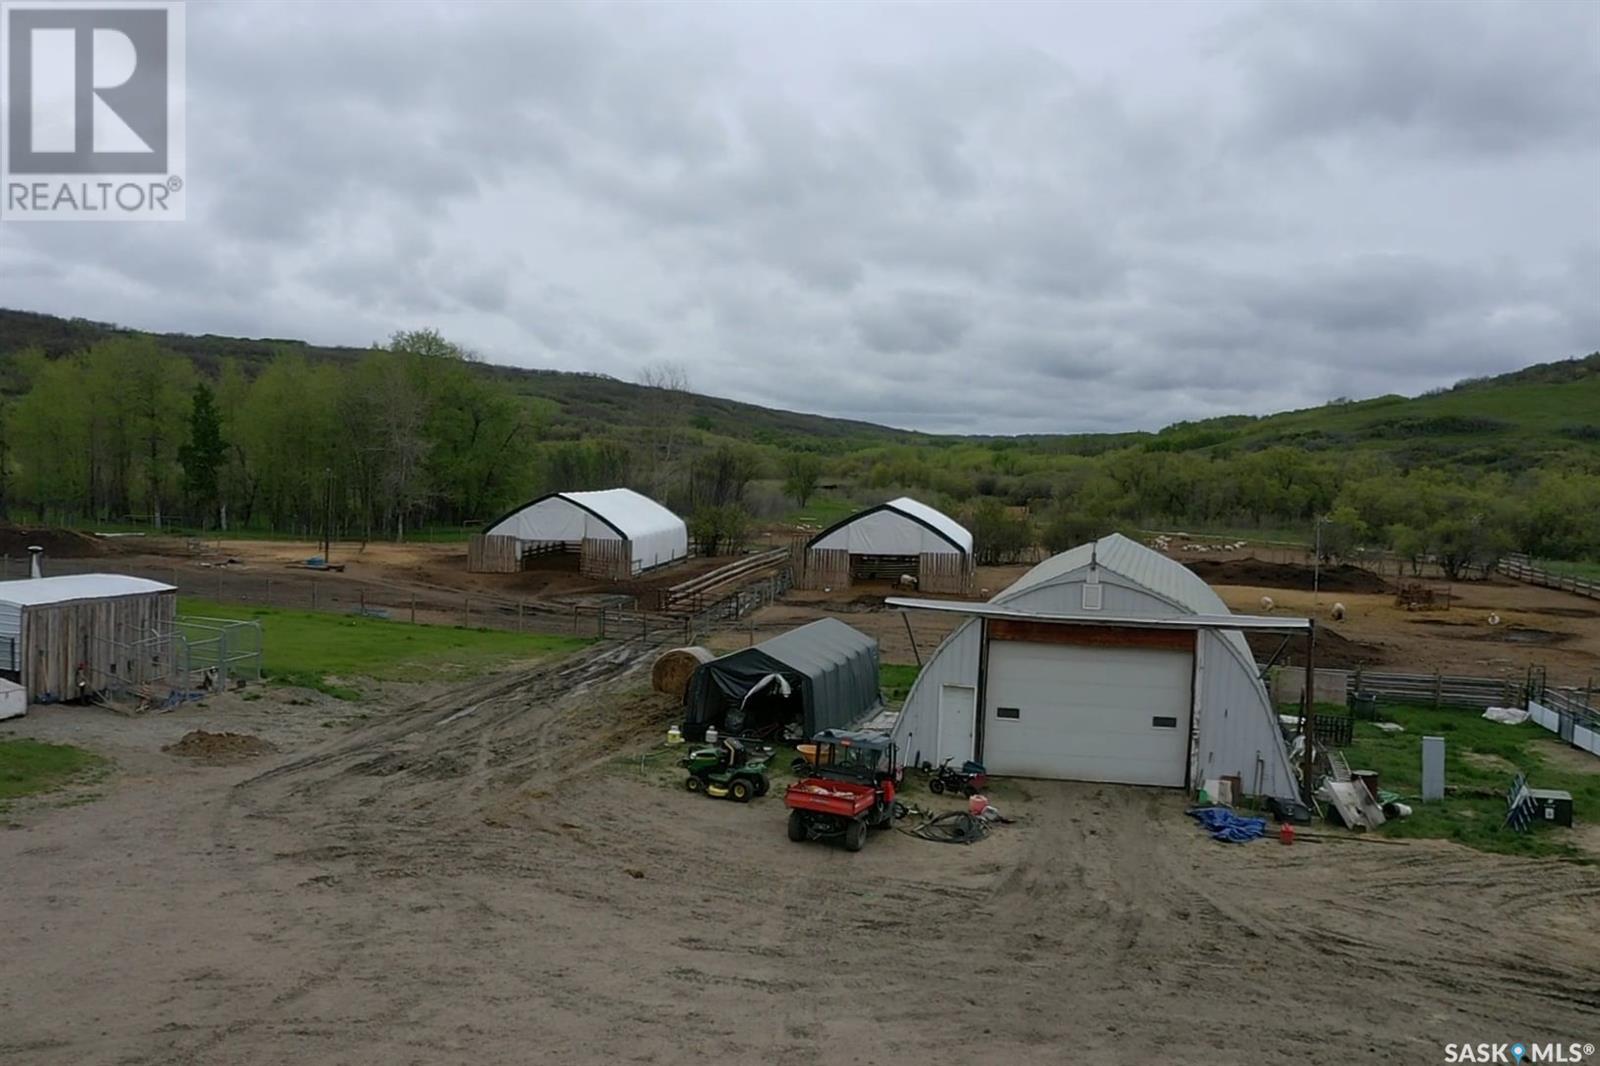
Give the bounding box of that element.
[782,452,823,507]
[688,504,750,556]
[178,383,227,528]
[1040,506,1113,553]
[967,498,1034,565]
[1317,505,1368,563]
[689,445,762,508]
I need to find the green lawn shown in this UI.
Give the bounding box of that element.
[179,599,591,699]
[783,495,858,528]
[0,739,103,810]
[880,663,920,706]
[1535,558,1600,582]
[1341,705,1599,861]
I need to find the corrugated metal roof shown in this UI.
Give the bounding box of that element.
[994,532,1228,614]
[0,574,176,607]
[991,533,1261,661]
[885,597,1310,630]
[884,497,973,553]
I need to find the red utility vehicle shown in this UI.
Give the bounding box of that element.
[784,730,901,852]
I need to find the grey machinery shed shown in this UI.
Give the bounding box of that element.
[887,533,1306,800]
[683,618,882,740]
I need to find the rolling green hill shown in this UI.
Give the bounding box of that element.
[1143,358,1600,473]
[0,306,1595,564]
[4,306,1594,470]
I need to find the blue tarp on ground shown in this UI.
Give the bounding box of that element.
[1186,806,1267,843]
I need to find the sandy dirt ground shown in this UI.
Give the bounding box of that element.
[4,646,1598,1065]
[25,530,1600,682]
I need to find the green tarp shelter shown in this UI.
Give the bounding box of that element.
[683,618,881,740]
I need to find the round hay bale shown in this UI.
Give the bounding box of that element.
[1331,602,1346,621]
[652,646,714,700]
[1259,595,1275,612]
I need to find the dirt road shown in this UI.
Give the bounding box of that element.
[4,652,1598,1064]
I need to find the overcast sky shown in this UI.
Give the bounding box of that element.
[3,0,1597,434]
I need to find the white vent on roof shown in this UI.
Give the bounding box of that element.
[1082,569,1103,610]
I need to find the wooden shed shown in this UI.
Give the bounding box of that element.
[0,574,178,702]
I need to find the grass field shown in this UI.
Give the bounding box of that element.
[0,739,103,811]
[1536,558,1600,582]
[880,663,920,706]
[1343,704,1598,860]
[180,599,590,699]
[782,495,858,528]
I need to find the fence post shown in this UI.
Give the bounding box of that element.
[517,600,524,632]
[410,595,416,624]
[360,589,366,615]
[312,580,318,610]
[1433,671,1442,708]
[463,596,470,627]
[599,607,606,638]
[266,578,272,607]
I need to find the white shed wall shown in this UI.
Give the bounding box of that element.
[891,617,981,769]
[0,601,19,671]
[0,677,23,719]
[486,491,688,573]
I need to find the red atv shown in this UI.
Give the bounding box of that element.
[784,730,900,852]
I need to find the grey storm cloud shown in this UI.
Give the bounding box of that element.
[2,0,1596,434]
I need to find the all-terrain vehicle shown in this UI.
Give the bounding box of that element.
[681,737,771,802]
[784,730,901,852]
[924,757,988,796]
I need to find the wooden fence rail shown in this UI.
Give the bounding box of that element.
[1498,553,1600,601]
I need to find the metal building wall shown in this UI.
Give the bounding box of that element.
[892,567,1298,799]
[890,616,981,769]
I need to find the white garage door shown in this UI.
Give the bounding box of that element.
[982,641,1193,786]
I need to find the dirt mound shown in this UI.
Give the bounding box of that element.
[1185,557,1389,594]
[1245,627,1384,669]
[0,525,105,560]
[163,730,277,762]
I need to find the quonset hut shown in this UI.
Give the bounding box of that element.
[469,488,688,580]
[887,533,1301,800]
[796,496,973,593]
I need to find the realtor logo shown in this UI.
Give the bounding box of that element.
[1,1,185,220]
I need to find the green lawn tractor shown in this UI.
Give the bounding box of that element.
[681,737,771,802]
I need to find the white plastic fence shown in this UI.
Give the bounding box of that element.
[1528,695,1600,758]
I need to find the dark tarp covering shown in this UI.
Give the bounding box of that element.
[683,618,881,738]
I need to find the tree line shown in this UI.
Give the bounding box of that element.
[1,331,1597,572]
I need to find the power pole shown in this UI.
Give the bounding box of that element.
[321,467,333,563]
[1312,515,1325,607]
[1301,619,1317,804]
